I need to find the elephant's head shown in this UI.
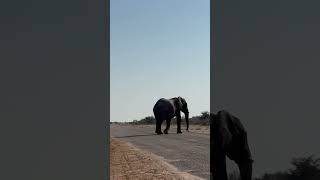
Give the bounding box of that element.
[177,96,189,131]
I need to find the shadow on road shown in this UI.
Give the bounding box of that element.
[113,134,158,138]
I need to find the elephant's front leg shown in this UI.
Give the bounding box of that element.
[176,113,182,133]
[164,119,171,134]
[233,133,253,180]
[238,160,253,180]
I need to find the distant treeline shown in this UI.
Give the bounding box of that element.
[228,155,320,180]
[111,111,210,126]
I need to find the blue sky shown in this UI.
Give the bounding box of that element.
[111,0,210,122]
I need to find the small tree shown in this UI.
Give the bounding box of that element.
[138,116,156,124]
[255,171,289,180]
[200,111,210,120]
[288,155,320,180]
[254,155,320,180]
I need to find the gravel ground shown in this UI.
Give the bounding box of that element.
[110,124,210,179]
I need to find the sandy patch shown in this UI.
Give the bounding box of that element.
[110,138,204,180]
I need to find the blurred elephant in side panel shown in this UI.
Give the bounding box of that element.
[211,110,253,180]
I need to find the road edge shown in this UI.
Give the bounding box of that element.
[111,138,205,180]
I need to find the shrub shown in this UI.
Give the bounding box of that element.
[255,155,320,180]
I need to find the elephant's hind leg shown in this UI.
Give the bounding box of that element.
[155,117,163,134]
[164,119,171,134]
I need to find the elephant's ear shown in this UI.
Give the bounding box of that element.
[177,97,183,109]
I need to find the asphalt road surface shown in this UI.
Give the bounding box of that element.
[110,124,210,179]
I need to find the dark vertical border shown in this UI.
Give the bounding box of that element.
[210,0,214,179]
[210,0,221,179]
[0,0,109,179]
[105,0,110,179]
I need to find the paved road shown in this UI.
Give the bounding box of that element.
[110,124,210,180]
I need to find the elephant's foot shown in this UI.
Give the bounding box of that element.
[155,130,163,134]
[177,130,182,134]
[164,129,168,134]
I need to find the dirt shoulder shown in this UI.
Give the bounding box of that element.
[110,138,204,180]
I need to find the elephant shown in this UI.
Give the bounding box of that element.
[210,110,253,180]
[153,97,189,134]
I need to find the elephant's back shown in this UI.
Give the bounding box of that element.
[219,110,246,135]
[153,98,171,110]
[153,98,175,116]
